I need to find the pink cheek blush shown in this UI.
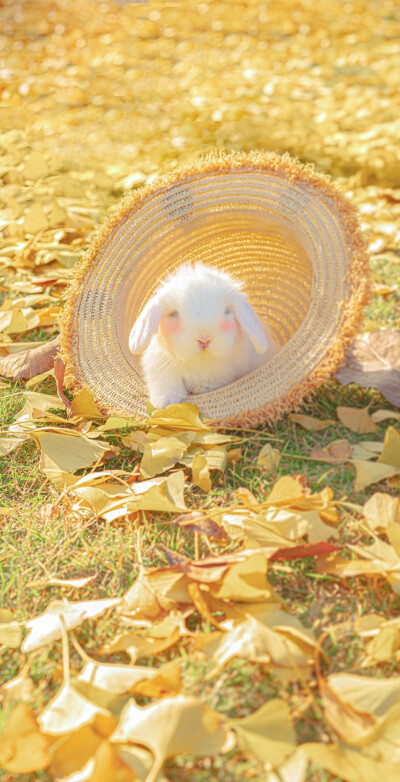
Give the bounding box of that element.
[219,319,236,332]
[160,318,182,337]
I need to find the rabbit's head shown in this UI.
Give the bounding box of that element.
[129,263,269,364]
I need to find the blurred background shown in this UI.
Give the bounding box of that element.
[0,0,399,304]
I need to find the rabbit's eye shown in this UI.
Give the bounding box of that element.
[168,310,179,318]
[224,307,233,316]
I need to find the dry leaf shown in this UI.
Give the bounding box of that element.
[22,598,120,652]
[0,608,22,648]
[23,202,49,233]
[210,615,314,679]
[372,409,400,423]
[378,426,400,468]
[0,336,59,379]
[336,329,400,408]
[71,386,103,419]
[257,443,281,472]
[365,622,400,664]
[33,430,115,475]
[77,661,164,695]
[310,439,352,463]
[100,615,189,661]
[38,680,116,737]
[337,405,378,433]
[351,458,400,491]
[23,150,49,180]
[174,511,228,539]
[48,725,103,780]
[110,695,233,780]
[45,575,95,588]
[289,413,335,430]
[146,402,210,431]
[121,566,191,619]
[265,476,309,506]
[229,699,297,767]
[140,432,194,479]
[191,451,212,491]
[303,742,400,782]
[363,493,400,531]
[0,674,34,704]
[0,703,50,773]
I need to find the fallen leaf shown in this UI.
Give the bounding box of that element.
[351,459,400,491]
[210,615,314,680]
[228,699,297,767]
[121,566,191,619]
[303,742,400,782]
[77,660,166,695]
[365,622,400,664]
[378,426,400,468]
[71,386,103,419]
[33,430,115,475]
[363,493,400,531]
[70,471,187,519]
[191,451,212,491]
[0,674,34,704]
[48,725,103,780]
[23,202,49,233]
[140,432,194,479]
[146,402,210,431]
[45,575,95,588]
[289,414,335,430]
[23,150,49,180]
[0,336,59,380]
[335,329,400,408]
[337,405,378,433]
[372,409,400,423]
[0,703,50,773]
[22,598,120,652]
[265,476,309,506]
[100,615,189,662]
[257,443,281,471]
[38,680,116,737]
[0,608,22,648]
[310,439,352,463]
[110,695,233,780]
[174,511,228,539]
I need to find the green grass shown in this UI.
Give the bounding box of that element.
[1,257,399,782]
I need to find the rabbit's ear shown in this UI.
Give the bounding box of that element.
[129,297,163,354]
[235,295,268,354]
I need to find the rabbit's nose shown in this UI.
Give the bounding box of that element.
[197,336,211,351]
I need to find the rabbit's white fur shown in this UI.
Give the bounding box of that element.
[129,263,279,408]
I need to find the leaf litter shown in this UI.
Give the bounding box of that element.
[1,1,400,780]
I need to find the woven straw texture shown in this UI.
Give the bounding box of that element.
[60,150,369,426]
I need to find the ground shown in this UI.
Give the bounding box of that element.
[1,1,400,780]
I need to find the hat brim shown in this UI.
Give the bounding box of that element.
[60,150,369,426]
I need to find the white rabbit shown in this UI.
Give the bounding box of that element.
[129,263,279,408]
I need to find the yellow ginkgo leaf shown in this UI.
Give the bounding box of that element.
[23,202,49,234]
[0,703,50,773]
[378,426,400,469]
[290,413,335,431]
[337,405,377,434]
[351,459,400,491]
[257,443,281,472]
[23,150,49,180]
[71,386,103,419]
[229,698,297,767]
[22,597,120,652]
[38,681,116,737]
[191,451,212,492]
[110,695,234,780]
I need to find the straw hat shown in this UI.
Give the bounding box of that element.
[60,150,369,426]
